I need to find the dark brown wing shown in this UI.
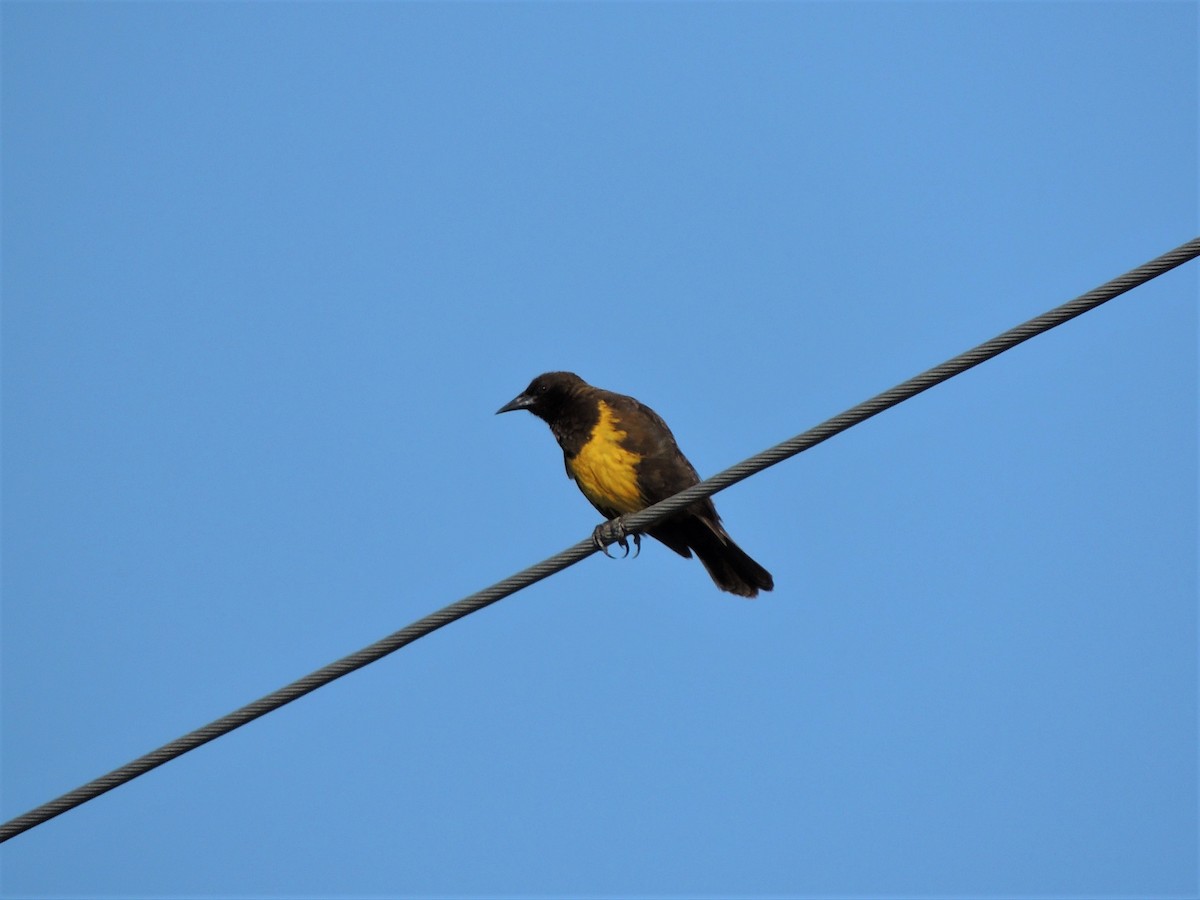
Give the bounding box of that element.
[597,391,718,551]
[597,392,704,499]
[599,390,773,597]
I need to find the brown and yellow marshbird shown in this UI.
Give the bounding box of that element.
[498,372,773,598]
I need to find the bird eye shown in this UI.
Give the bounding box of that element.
[537,384,548,394]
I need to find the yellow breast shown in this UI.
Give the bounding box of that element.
[568,401,644,515]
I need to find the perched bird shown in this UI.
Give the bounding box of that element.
[497,372,773,597]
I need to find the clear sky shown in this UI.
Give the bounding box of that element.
[2,3,1196,898]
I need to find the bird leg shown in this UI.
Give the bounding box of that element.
[592,517,640,559]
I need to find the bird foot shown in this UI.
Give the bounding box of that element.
[592,518,641,559]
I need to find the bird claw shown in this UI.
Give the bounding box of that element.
[592,518,641,560]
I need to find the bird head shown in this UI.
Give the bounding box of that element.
[496,371,586,422]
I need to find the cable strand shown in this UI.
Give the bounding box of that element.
[3,236,1197,843]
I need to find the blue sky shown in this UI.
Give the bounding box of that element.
[2,3,1196,897]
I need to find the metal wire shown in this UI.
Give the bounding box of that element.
[3,236,1197,844]
[616,235,1200,532]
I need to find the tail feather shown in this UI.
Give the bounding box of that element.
[692,531,774,598]
[652,516,773,598]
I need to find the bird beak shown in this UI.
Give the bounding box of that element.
[496,392,534,414]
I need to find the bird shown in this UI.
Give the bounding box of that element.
[497,372,773,597]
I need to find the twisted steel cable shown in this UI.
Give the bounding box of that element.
[3,236,1197,843]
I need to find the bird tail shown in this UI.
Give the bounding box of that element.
[685,520,774,599]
